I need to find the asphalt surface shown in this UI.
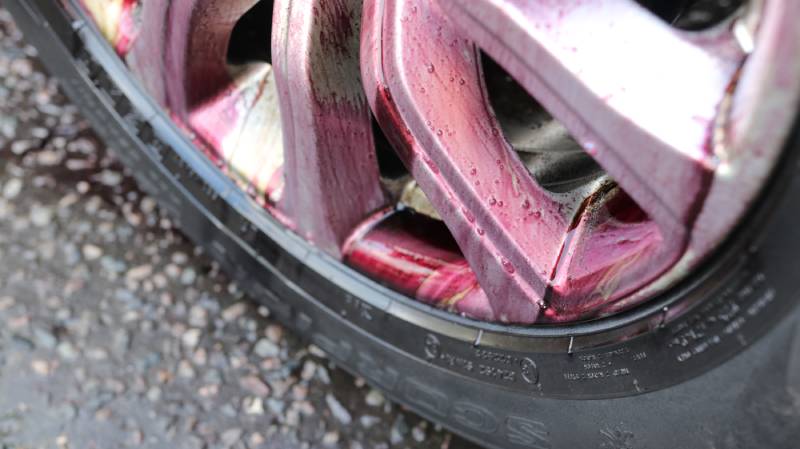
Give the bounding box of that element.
[0,8,479,449]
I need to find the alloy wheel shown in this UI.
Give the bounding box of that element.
[79,0,800,325]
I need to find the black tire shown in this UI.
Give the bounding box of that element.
[6,1,800,448]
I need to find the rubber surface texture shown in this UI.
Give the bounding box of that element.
[5,1,800,447]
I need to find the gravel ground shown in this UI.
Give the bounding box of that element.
[0,9,480,449]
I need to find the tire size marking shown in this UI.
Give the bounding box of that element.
[668,269,774,364]
[562,347,637,383]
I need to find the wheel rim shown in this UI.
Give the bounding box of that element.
[78,0,800,325]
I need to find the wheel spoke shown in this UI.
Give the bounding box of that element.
[125,0,170,106]
[129,0,387,255]
[127,0,285,203]
[272,0,387,257]
[362,0,592,322]
[128,0,257,115]
[693,0,800,254]
[439,0,744,240]
[546,188,673,321]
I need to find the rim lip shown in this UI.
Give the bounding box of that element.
[70,0,797,351]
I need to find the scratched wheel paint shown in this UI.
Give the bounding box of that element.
[9,0,800,447]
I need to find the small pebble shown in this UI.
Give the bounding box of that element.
[181,329,201,349]
[365,389,385,407]
[82,244,103,260]
[3,178,22,199]
[30,204,52,227]
[254,339,279,358]
[325,394,352,426]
